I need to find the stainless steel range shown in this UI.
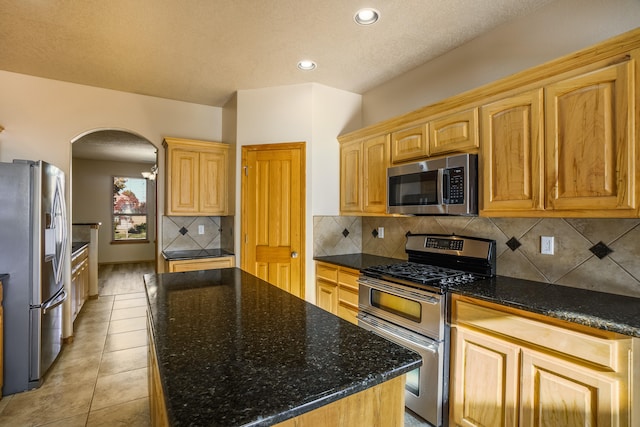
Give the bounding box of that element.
[357,233,496,427]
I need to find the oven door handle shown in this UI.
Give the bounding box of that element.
[358,277,442,305]
[358,314,438,354]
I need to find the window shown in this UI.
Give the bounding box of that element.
[112,177,148,242]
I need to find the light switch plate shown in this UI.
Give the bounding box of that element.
[198,225,205,235]
[541,236,554,255]
[377,227,384,239]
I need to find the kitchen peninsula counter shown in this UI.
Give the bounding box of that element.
[144,268,421,426]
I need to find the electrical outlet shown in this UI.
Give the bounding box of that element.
[377,227,384,239]
[541,236,554,255]
[198,225,205,235]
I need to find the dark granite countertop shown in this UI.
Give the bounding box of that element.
[449,276,640,338]
[314,253,404,270]
[71,241,89,255]
[0,273,8,282]
[144,268,421,427]
[162,248,234,261]
[315,254,640,339]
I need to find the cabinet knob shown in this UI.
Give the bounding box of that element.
[291,251,298,258]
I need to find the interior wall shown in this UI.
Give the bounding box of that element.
[0,69,222,337]
[362,0,640,125]
[235,83,362,302]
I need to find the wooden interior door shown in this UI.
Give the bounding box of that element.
[241,143,305,298]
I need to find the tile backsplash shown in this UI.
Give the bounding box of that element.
[314,215,640,299]
[163,216,234,252]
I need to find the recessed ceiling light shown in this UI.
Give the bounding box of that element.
[354,8,379,25]
[297,60,317,71]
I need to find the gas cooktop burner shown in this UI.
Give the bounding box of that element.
[363,262,478,288]
[360,233,497,290]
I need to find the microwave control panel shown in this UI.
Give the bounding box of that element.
[445,167,465,204]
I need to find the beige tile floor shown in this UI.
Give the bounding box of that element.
[0,263,152,427]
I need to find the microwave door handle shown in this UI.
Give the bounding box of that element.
[442,169,450,203]
[437,168,445,205]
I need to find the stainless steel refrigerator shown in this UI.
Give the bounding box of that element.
[0,160,68,395]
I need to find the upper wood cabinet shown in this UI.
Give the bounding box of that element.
[339,139,363,213]
[390,124,428,164]
[480,89,545,214]
[545,60,636,215]
[363,135,390,214]
[340,135,390,215]
[481,58,638,217]
[429,107,479,156]
[164,137,230,216]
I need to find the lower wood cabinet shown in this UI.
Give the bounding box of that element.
[148,315,169,427]
[449,295,636,427]
[165,256,235,273]
[315,262,360,325]
[71,246,90,322]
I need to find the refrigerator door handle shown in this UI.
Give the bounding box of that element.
[42,288,67,315]
[51,175,68,285]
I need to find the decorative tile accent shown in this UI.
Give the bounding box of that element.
[163,216,226,252]
[506,237,522,251]
[589,241,613,259]
[371,229,379,238]
[342,228,350,238]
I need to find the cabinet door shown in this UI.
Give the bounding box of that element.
[316,279,338,315]
[340,140,363,213]
[168,149,199,214]
[450,327,519,427]
[481,90,544,214]
[545,61,636,214]
[363,135,390,214]
[520,348,620,427]
[391,124,428,164]
[200,149,228,214]
[430,108,479,156]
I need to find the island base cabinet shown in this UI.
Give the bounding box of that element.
[148,317,169,427]
[273,374,406,427]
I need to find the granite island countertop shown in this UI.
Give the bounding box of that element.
[144,268,421,426]
[316,253,640,339]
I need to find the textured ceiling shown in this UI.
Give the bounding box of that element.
[0,0,554,107]
[3,0,553,162]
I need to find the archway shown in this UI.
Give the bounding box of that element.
[71,129,158,297]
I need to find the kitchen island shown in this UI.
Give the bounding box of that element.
[144,268,421,426]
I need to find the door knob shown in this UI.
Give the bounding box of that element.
[291,251,298,258]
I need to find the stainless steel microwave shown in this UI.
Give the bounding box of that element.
[387,153,477,215]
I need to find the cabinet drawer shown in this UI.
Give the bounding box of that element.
[452,298,621,370]
[339,285,358,306]
[316,263,338,282]
[338,269,359,291]
[338,302,358,325]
